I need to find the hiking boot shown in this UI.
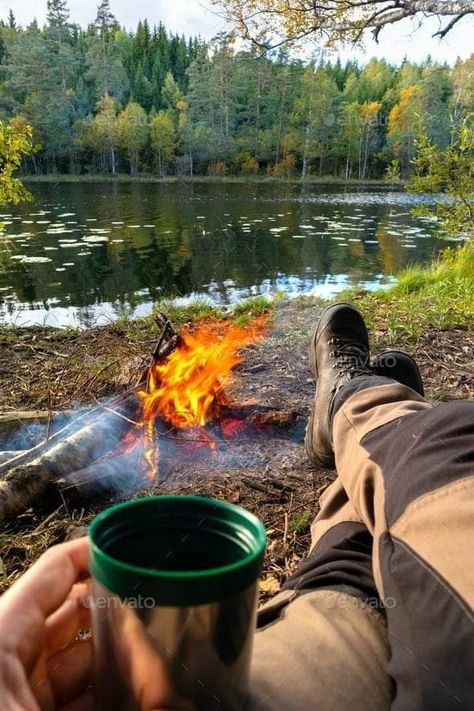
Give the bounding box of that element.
[373,350,424,397]
[305,303,372,468]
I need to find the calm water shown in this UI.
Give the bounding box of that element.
[0,181,446,328]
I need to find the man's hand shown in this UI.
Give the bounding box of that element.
[0,537,92,711]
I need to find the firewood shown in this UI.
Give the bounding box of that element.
[136,312,182,386]
[0,451,27,466]
[0,410,76,434]
[0,313,179,477]
[0,395,141,524]
[220,404,298,429]
[0,405,104,476]
[57,448,151,500]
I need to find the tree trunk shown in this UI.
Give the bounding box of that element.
[345,155,351,181]
[362,131,370,179]
[275,77,288,166]
[254,62,262,161]
[110,141,116,175]
[319,143,325,177]
[301,97,313,180]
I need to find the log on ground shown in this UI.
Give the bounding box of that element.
[57,448,151,500]
[0,395,141,524]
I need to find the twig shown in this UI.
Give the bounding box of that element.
[242,477,268,493]
[31,506,64,534]
[91,401,143,427]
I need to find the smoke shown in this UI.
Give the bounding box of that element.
[0,407,90,452]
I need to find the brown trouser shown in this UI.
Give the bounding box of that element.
[248,380,474,711]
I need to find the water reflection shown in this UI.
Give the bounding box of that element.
[0,181,445,327]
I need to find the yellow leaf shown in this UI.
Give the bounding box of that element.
[259,575,280,594]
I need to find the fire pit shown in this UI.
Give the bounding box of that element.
[0,313,299,524]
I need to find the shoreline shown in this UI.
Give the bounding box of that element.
[0,280,472,412]
[21,174,395,187]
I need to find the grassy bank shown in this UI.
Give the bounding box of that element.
[345,241,474,342]
[0,296,276,412]
[21,173,390,186]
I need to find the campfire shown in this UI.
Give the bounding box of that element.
[124,315,268,479]
[0,313,297,525]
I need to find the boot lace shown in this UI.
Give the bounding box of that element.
[328,337,370,379]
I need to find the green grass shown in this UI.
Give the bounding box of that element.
[152,295,274,328]
[290,510,313,534]
[344,241,474,342]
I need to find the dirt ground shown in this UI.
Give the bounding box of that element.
[0,298,473,598]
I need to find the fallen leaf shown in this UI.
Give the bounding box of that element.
[226,489,241,504]
[259,575,280,594]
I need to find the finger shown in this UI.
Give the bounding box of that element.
[48,638,93,707]
[0,537,89,671]
[46,580,92,655]
[1,537,89,620]
[0,649,39,711]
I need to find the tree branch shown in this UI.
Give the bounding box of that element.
[214,0,474,49]
[433,10,470,37]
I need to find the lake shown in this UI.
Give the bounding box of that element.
[0,181,447,328]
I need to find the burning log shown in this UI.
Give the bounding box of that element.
[0,312,276,523]
[0,315,181,522]
[0,396,140,524]
[56,449,150,500]
[0,313,177,478]
[0,407,102,476]
[136,312,182,386]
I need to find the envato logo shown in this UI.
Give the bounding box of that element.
[83,594,156,609]
[328,595,397,611]
[323,111,390,130]
[95,113,149,129]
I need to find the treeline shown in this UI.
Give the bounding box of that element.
[1,0,473,179]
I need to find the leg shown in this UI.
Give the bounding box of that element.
[304,302,474,710]
[333,383,474,711]
[248,478,393,711]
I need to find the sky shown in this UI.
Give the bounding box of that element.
[4,0,474,65]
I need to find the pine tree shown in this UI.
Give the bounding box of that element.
[7,10,16,31]
[86,0,128,102]
[46,0,70,30]
[95,0,116,36]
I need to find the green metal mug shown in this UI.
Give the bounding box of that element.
[89,495,266,710]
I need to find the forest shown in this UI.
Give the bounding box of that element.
[0,0,473,180]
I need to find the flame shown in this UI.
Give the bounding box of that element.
[134,315,267,478]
